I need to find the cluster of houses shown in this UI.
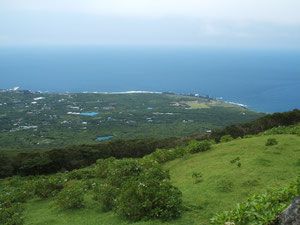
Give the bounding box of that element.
[1,92,203,146]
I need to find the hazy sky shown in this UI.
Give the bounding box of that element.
[1,0,300,47]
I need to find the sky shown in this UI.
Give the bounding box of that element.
[1,0,300,47]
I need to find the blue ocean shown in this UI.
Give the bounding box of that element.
[0,46,299,113]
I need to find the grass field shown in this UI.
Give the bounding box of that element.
[21,134,300,225]
[183,100,232,109]
[184,101,211,109]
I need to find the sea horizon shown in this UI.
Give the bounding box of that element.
[1,46,300,113]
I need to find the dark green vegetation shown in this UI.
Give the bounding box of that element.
[0,91,263,149]
[0,138,190,178]
[1,109,300,179]
[210,109,300,141]
[93,158,182,221]
[266,138,278,146]
[1,124,300,224]
[1,91,300,224]
[187,140,212,153]
[211,178,299,224]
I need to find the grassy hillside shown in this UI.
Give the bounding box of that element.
[166,134,299,224]
[12,133,299,225]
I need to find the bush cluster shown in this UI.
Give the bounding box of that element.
[210,109,300,141]
[187,140,212,154]
[262,123,300,136]
[0,202,24,225]
[32,176,66,199]
[55,180,85,209]
[95,157,117,178]
[66,167,96,180]
[93,158,182,221]
[211,177,300,224]
[93,183,119,211]
[115,176,182,221]
[220,135,234,143]
[144,146,187,163]
[0,188,29,225]
[144,140,213,164]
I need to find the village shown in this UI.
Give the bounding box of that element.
[0,89,261,149]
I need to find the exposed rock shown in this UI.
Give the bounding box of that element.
[278,196,300,225]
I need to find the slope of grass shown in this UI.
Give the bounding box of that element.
[165,134,300,224]
[21,134,300,225]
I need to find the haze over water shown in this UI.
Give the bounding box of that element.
[1,46,300,113]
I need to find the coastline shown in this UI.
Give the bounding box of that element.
[1,87,252,111]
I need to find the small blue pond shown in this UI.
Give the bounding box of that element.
[80,112,99,116]
[97,136,114,141]
[147,107,153,110]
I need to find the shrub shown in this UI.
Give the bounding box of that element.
[266,138,278,146]
[95,157,116,178]
[115,174,182,221]
[0,203,24,225]
[93,158,163,212]
[104,158,169,186]
[244,135,253,139]
[84,179,98,190]
[22,180,37,198]
[220,135,234,143]
[8,190,29,205]
[209,139,217,145]
[93,183,119,211]
[172,146,188,158]
[187,140,211,154]
[92,158,182,221]
[144,146,189,164]
[0,186,32,225]
[33,176,66,199]
[261,123,300,136]
[56,181,85,209]
[66,167,96,180]
[2,176,26,187]
[211,177,299,224]
[105,158,146,187]
[144,148,175,163]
